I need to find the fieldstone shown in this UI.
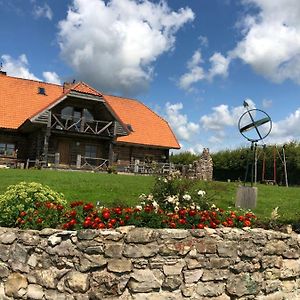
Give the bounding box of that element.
[189,229,206,238]
[76,240,104,254]
[46,240,79,256]
[201,269,230,281]
[196,282,225,297]
[231,261,260,273]
[28,254,38,267]
[159,240,192,256]
[105,243,123,258]
[163,260,186,276]
[0,263,10,278]
[263,280,282,294]
[209,257,232,269]
[27,284,44,300]
[48,234,62,246]
[107,259,132,273]
[128,269,161,293]
[77,229,99,240]
[125,228,158,243]
[280,259,300,278]
[264,268,281,280]
[0,244,10,261]
[44,289,68,300]
[181,284,196,297]
[98,230,123,241]
[282,280,297,293]
[183,269,203,283]
[0,283,11,300]
[39,228,60,236]
[77,255,107,272]
[65,271,89,293]
[261,256,283,269]
[264,241,288,255]
[283,248,300,259]
[10,243,28,263]
[256,291,286,300]
[162,276,182,291]
[217,241,238,257]
[131,291,182,300]
[195,239,217,254]
[226,273,263,297]
[123,243,158,258]
[34,268,68,289]
[186,258,208,269]
[4,272,28,298]
[0,232,17,244]
[159,229,190,240]
[19,232,40,246]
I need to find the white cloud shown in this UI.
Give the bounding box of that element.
[42,71,61,84]
[178,50,205,91]
[1,54,39,80]
[231,0,300,84]
[33,3,53,20]
[179,50,230,91]
[268,108,300,143]
[164,102,199,142]
[207,52,230,81]
[200,99,256,143]
[1,54,61,84]
[198,35,208,47]
[262,99,272,108]
[58,0,194,95]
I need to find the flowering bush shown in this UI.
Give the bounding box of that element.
[14,199,256,230]
[144,171,211,213]
[0,182,66,228]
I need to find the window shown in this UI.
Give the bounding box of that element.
[0,143,15,156]
[38,87,46,95]
[61,106,73,119]
[61,107,94,122]
[83,109,94,122]
[85,145,97,158]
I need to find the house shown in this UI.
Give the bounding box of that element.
[0,72,180,171]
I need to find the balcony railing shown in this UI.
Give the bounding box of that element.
[51,114,113,136]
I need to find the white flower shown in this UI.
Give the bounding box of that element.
[196,205,200,210]
[183,194,191,201]
[152,201,159,208]
[174,206,179,212]
[136,205,142,210]
[163,178,168,183]
[210,204,216,209]
[147,194,154,201]
[198,190,206,197]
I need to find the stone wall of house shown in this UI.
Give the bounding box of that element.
[194,148,213,181]
[0,226,299,300]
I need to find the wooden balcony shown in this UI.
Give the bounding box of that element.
[50,114,113,136]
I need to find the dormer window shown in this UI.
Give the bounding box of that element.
[38,87,46,95]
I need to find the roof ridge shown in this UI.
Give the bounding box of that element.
[1,74,63,87]
[71,81,103,97]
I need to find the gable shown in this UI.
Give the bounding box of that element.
[0,74,180,149]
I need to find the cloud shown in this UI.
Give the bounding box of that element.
[198,35,208,47]
[1,54,61,84]
[269,108,300,143]
[262,99,272,108]
[164,102,199,142]
[43,71,61,84]
[33,3,53,20]
[1,54,39,80]
[179,50,230,91]
[58,0,194,95]
[178,50,205,91]
[200,99,256,143]
[231,0,300,84]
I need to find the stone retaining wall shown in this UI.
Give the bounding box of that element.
[0,226,300,299]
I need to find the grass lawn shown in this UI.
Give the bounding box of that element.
[0,169,299,224]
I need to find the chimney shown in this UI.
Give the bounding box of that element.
[63,80,76,92]
[0,70,7,76]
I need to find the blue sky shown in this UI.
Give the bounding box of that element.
[1,0,300,153]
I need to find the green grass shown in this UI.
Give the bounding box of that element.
[0,169,299,223]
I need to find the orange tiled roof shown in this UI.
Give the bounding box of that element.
[0,74,180,149]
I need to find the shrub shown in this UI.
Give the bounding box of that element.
[0,182,66,228]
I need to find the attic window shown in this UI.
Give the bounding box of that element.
[38,87,46,95]
[127,124,134,132]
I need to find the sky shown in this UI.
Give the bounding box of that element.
[1,0,300,154]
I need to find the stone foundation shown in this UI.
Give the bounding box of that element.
[0,226,299,299]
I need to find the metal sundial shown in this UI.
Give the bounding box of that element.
[238,101,272,143]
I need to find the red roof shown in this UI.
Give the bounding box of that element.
[0,74,180,149]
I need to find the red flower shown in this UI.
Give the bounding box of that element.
[189,210,196,217]
[19,211,27,217]
[37,218,43,224]
[197,223,205,229]
[169,222,176,228]
[243,220,251,227]
[102,211,111,220]
[70,210,77,218]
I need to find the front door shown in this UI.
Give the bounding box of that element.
[58,139,70,164]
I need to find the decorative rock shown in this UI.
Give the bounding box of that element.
[264,240,288,255]
[280,259,300,278]
[159,229,190,240]
[77,229,99,240]
[195,239,217,254]
[183,269,203,283]
[48,234,62,246]
[107,259,132,273]
[65,271,89,293]
[196,282,225,297]
[126,228,158,243]
[123,243,158,258]
[105,243,123,258]
[0,263,10,278]
[4,273,28,298]
[47,239,79,256]
[27,284,44,300]
[217,241,238,257]
[128,269,161,293]
[34,268,65,289]
[163,260,186,276]
[0,232,17,244]
[78,255,107,272]
[227,273,263,297]
[0,244,10,261]
[202,269,230,281]
[162,276,182,291]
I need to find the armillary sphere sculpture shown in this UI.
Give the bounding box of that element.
[238,101,272,186]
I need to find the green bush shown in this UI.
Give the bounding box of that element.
[0,182,66,227]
